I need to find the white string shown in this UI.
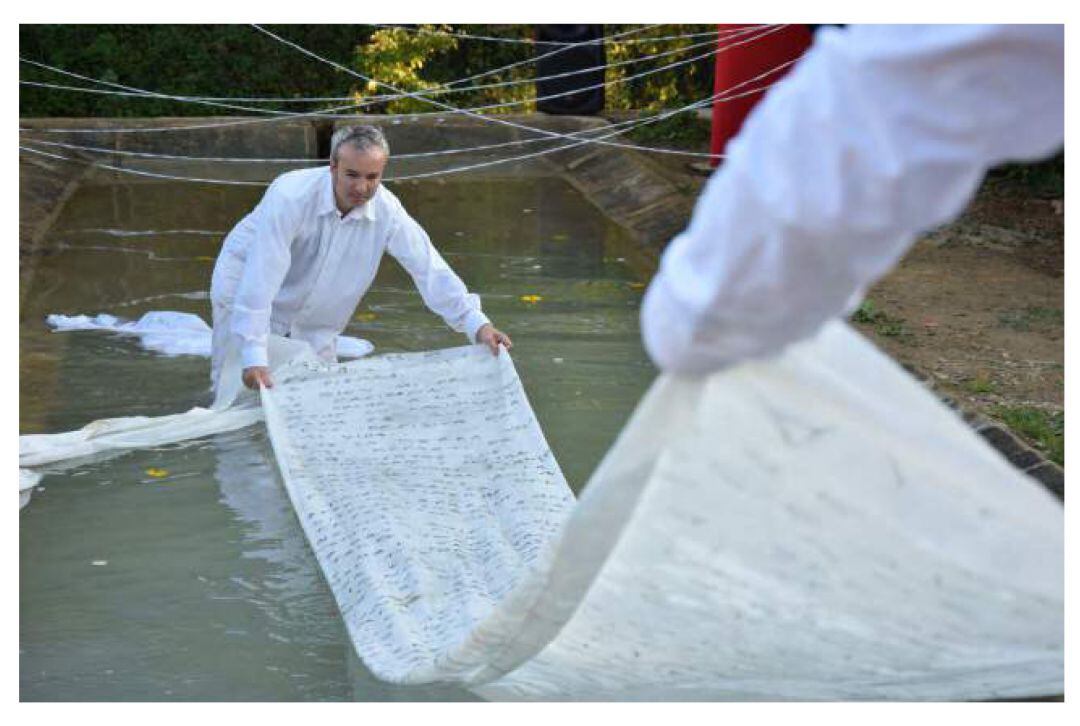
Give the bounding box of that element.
[20,48,797,190]
[20,58,351,119]
[247,23,786,149]
[19,58,796,187]
[19,28,756,120]
[19,33,731,109]
[19,144,266,186]
[19,80,356,104]
[19,62,790,166]
[20,24,800,183]
[18,111,656,162]
[16,25,778,137]
[370,23,748,46]
[429,23,667,90]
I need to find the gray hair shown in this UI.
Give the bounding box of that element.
[330,125,390,161]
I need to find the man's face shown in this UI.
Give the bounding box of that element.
[330,144,388,214]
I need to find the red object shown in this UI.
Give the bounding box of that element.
[710,24,813,167]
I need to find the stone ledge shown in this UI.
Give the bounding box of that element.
[939,396,1064,503]
[545,120,695,271]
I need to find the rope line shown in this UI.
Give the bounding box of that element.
[20,32,729,109]
[370,23,752,46]
[19,71,785,165]
[19,145,266,186]
[246,23,785,150]
[19,28,762,119]
[20,57,797,186]
[17,25,780,138]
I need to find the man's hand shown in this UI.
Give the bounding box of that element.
[476,324,512,356]
[242,366,274,390]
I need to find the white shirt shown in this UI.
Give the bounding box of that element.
[215,166,490,368]
[642,24,1064,375]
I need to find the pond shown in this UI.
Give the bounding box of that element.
[19,174,657,701]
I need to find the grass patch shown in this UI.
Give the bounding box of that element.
[965,374,998,395]
[850,300,912,341]
[990,405,1064,466]
[997,306,1064,332]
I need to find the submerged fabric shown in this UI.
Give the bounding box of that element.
[46,310,375,360]
[258,323,1062,699]
[18,334,319,488]
[20,320,1063,699]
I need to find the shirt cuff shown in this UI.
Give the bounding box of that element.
[241,341,269,369]
[463,311,492,343]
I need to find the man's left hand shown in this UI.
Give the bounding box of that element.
[476,324,512,356]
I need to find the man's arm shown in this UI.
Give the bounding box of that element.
[642,24,1063,375]
[231,183,303,387]
[387,216,511,354]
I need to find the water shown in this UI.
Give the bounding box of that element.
[19,175,657,701]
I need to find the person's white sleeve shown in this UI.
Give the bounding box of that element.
[387,215,491,342]
[641,24,1064,375]
[231,183,302,369]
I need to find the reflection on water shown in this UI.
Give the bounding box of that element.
[20,176,655,701]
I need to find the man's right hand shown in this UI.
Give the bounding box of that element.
[242,366,273,390]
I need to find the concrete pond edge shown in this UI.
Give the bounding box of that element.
[19,115,1063,501]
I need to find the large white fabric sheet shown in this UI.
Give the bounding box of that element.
[19,320,1063,699]
[260,345,576,684]
[258,322,1062,700]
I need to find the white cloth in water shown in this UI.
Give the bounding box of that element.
[260,322,1062,700]
[260,345,575,683]
[46,310,374,360]
[18,335,318,475]
[19,469,42,509]
[19,321,1063,699]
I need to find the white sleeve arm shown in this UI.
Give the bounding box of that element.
[231,184,302,368]
[641,24,1063,375]
[387,215,491,342]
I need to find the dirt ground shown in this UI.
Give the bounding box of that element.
[634,139,1064,464]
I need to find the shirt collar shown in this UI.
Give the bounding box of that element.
[321,169,379,223]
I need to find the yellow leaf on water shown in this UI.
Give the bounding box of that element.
[519,295,543,304]
[354,312,378,322]
[145,468,169,478]
[627,282,646,290]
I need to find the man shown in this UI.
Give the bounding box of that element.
[641,25,1063,374]
[210,125,511,396]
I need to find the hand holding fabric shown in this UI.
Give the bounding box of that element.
[242,365,274,390]
[476,324,512,356]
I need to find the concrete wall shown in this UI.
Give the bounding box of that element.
[19,114,695,259]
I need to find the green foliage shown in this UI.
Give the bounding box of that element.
[850,300,912,341]
[965,374,998,394]
[604,25,715,112]
[20,25,373,117]
[19,24,717,119]
[625,112,710,148]
[849,300,882,325]
[990,405,1064,466]
[997,306,1064,332]
[354,25,460,114]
